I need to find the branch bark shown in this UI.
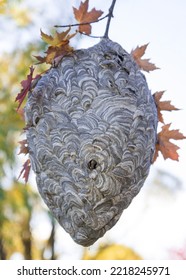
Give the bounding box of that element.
[104,0,117,38]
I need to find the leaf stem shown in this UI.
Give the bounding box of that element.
[104,0,117,38]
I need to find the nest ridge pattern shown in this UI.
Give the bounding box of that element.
[25,39,158,246]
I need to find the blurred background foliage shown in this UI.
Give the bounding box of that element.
[82,244,142,260]
[0,0,55,260]
[0,0,185,260]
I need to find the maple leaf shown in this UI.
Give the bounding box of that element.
[35,44,74,65]
[15,66,34,110]
[40,27,75,47]
[35,28,75,65]
[153,123,186,162]
[131,44,159,72]
[73,0,103,35]
[153,91,179,123]
[18,139,29,155]
[18,159,31,183]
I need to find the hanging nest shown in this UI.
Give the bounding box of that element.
[25,38,158,246]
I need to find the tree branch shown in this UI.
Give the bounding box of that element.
[54,14,109,28]
[104,0,117,38]
[79,31,103,39]
[54,0,117,39]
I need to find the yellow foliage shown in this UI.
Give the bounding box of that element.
[83,244,142,260]
[0,0,6,14]
[0,1,32,26]
[9,6,32,27]
[0,182,41,259]
[1,218,24,259]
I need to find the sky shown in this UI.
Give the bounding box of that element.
[1,0,186,259]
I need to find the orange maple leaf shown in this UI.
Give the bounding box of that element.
[153,91,179,123]
[153,123,186,162]
[35,28,76,65]
[73,0,103,35]
[131,44,159,72]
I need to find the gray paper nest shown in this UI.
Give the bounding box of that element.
[25,39,158,246]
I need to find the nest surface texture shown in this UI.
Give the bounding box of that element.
[25,39,158,246]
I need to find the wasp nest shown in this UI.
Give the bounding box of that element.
[25,39,157,246]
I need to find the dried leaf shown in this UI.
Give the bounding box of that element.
[153,123,186,162]
[18,139,29,155]
[131,44,159,72]
[40,27,74,47]
[35,44,74,65]
[153,91,179,123]
[34,55,46,64]
[73,0,103,35]
[35,28,75,64]
[15,66,34,110]
[40,30,54,45]
[18,159,31,183]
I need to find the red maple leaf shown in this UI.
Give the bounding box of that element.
[18,159,31,183]
[15,66,35,110]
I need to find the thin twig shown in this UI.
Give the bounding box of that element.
[54,1,117,39]
[104,0,117,38]
[54,14,109,28]
[79,31,103,39]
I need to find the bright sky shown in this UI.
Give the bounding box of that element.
[2,0,186,259]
